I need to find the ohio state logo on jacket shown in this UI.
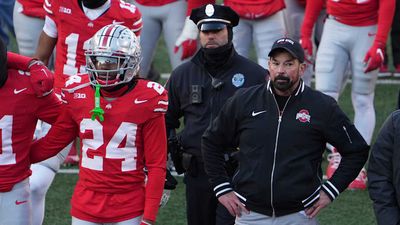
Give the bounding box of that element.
[296,109,311,123]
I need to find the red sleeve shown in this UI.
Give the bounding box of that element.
[120,1,143,37]
[43,0,55,20]
[30,106,78,163]
[141,90,168,222]
[187,0,215,15]
[36,92,63,124]
[6,52,32,71]
[142,115,167,222]
[300,0,324,39]
[375,0,396,45]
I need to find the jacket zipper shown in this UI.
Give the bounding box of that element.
[270,94,291,217]
[342,126,353,143]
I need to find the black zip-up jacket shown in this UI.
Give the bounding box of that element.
[165,48,267,160]
[368,110,400,225]
[202,80,369,217]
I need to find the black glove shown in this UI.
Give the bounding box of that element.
[168,135,186,174]
[164,169,178,190]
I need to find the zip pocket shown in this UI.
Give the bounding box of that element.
[343,126,353,144]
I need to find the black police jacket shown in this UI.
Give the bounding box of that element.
[368,110,400,225]
[165,48,267,160]
[202,80,369,217]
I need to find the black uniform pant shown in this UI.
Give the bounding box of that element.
[184,162,235,225]
[385,0,400,66]
[392,0,400,66]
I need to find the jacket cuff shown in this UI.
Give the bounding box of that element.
[213,182,233,198]
[322,180,340,201]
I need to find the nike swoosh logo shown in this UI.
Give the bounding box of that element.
[14,88,27,94]
[15,200,27,205]
[368,32,376,37]
[252,110,266,117]
[134,99,148,104]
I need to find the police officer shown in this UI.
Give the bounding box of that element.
[165,4,267,225]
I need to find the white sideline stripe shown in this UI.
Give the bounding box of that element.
[59,169,79,174]
[161,73,400,84]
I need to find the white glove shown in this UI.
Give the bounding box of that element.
[174,17,198,60]
[159,189,171,208]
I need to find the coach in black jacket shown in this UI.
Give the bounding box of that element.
[165,4,267,225]
[368,110,400,225]
[202,37,369,224]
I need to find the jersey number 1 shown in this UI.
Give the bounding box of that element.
[64,33,90,76]
[0,116,16,165]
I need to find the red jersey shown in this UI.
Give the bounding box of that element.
[0,68,61,192]
[302,0,394,45]
[17,0,45,19]
[225,0,285,20]
[186,0,285,19]
[327,0,379,26]
[135,0,177,6]
[44,0,143,88]
[30,76,167,222]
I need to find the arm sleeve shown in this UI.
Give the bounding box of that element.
[368,112,400,225]
[43,0,58,37]
[187,0,215,15]
[202,93,240,198]
[43,15,58,38]
[130,8,143,37]
[36,92,63,124]
[321,100,369,200]
[6,52,31,70]
[142,115,167,222]
[374,0,396,45]
[300,0,324,39]
[30,106,78,163]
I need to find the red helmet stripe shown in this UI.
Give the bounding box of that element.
[100,25,117,48]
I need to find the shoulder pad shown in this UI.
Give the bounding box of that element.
[115,0,142,34]
[136,80,168,114]
[62,74,91,93]
[116,0,140,14]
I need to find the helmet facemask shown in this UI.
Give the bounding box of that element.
[85,24,141,88]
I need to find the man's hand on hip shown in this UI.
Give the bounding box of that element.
[218,191,249,217]
[305,190,332,218]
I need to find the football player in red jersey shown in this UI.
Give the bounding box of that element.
[35,0,143,89]
[35,0,143,181]
[301,0,395,189]
[12,2,74,225]
[0,39,62,225]
[175,0,286,70]
[30,24,167,225]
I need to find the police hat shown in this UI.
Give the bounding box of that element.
[190,4,239,31]
[268,38,305,63]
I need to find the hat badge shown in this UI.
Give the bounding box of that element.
[205,4,215,17]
